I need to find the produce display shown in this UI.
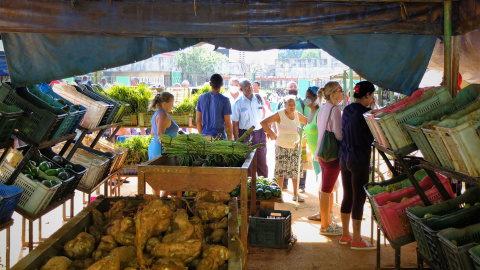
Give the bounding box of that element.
[21,159,68,188]
[230,176,282,200]
[106,84,153,114]
[115,135,151,165]
[39,191,235,270]
[367,169,427,196]
[161,128,263,167]
[172,85,211,114]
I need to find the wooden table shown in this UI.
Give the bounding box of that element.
[137,150,256,265]
[15,194,74,251]
[0,219,13,270]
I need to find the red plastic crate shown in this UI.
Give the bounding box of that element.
[374,176,454,240]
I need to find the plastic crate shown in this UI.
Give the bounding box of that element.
[0,160,62,214]
[0,102,23,143]
[0,182,22,224]
[437,222,480,270]
[248,209,292,248]
[39,148,87,199]
[52,82,110,130]
[78,144,115,179]
[90,84,129,123]
[376,86,452,151]
[407,187,480,264]
[421,122,456,169]
[168,112,190,126]
[469,245,480,270]
[82,135,128,173]
[16,86,73,139]
[52,145,110,190]
[138,112,155,127]
[364,166,424,232]
[421,205,480,270]
[434,109,480,176]
[73,85,114,126]
[0,83,66,144]
[364,111,391,147]
[76,84,120,125]
[38,83,87,134]
[121,113,138,126]
[403,85,480,165]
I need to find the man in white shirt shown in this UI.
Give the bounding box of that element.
[232,79,268,177]
[224,77,242,106]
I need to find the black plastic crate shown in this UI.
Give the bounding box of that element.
[0,182,22,224]
[0,102,23,143]
[248,209,291,248]
[0,83,66,144]
[74,84,116,125]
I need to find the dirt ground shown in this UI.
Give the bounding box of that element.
[0,141,422,269]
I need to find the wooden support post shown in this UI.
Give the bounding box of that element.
[349,69,354,103]
[444,1,453,97]
[343,70,347,106]
[452,34,460,97]
[378,87,384,107]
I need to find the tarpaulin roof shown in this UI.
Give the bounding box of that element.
[1,0,479,94]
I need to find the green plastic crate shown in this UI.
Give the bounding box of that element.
[407,187,480,264]
[404,85,480,165]
[469,245,480,270]
[0,83,65,144]
[437,222,480,270]
[0,102,23,143]
[375,86,452,151]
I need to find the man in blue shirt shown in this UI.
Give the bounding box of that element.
[232,79,268,177]
[196,74,233,140]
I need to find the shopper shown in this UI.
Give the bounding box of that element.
[339,81,376,250]
[147,91,179,196]
[196,74,233,140]
[224,77,242,106]
[261,95,307,202]
[314,81,344,235]
[232,79,268,177]
[302,87,333,221]
[276,81,310,192]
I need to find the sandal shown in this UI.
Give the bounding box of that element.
[350,238,376,250]
[320,223,342,236]
[307,211,321,221]
[292,195,305,202]
[339,235,352,244]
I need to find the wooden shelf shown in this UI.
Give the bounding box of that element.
[14,132,76,149]
[78,122,124,133]
[15,193,74,221]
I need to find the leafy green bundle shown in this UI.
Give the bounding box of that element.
[115,135,152,164]
[106,84,153,114]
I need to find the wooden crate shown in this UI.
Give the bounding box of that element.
[11,196,243,270]
[137,151,255,264]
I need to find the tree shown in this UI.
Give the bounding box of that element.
[300,49,321,59]
[174,47,227,86]
[278,49,304,60]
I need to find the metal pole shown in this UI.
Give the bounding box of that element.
[452,35,460,98]
[444,1,453,97]
[349,69,354,104]
[343,70,347,107]
[378,87,384,107]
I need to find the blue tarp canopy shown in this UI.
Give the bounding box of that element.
[1,0,479,94]
[0,51,8,76]
[1,33,436,95]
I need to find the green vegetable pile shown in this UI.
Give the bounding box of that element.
[106,84,153,114]
[367,169,428,195]
[115,135,151,165]
[22,159,68,188]
[230,176,282,200]
[161,128,263,167]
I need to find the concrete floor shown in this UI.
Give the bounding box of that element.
[0,141,422,269]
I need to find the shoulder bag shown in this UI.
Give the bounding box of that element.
[318,106,339,162]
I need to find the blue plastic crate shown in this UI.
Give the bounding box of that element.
[0,182,22,224]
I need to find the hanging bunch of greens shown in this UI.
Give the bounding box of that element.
[160,127,263,167]
[116,135,152,164]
